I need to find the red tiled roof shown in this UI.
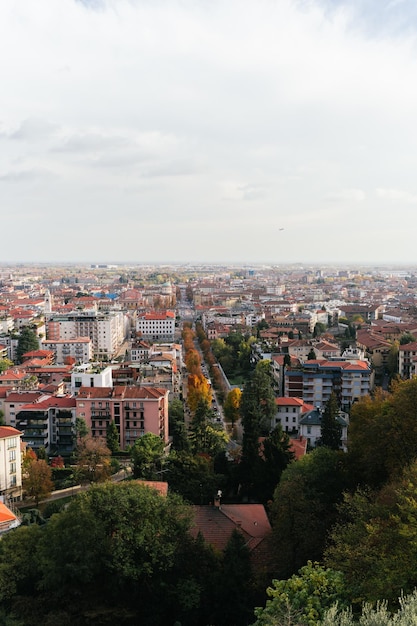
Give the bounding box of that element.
[289,436,308,460]
[136,480,168,496]
[191,504,272,562]
[0,501,17,524]
[0,426,22,439]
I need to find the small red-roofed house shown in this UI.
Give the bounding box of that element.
[191,501,274,574]
[274,397,315,435]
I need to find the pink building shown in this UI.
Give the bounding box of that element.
[76,385,169,449]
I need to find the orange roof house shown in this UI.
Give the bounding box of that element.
[191,501,273,573]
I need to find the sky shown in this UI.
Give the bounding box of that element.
[1,0,417,266]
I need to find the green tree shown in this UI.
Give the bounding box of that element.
[257,424,294,504]
[320,392,342,450]
[189,398,228,458]
[23,459,54,506]
[271,447,348,578]
[75,416,89,446]
[131,432,165,479]
[325,462,417,607]
[253,562,347,626]
[239,360,276,497]
[307,348,317,360]
[213,529,254,626]
[169,399,190,452]
[0,358,13,373]
[106,421,120,454]
[16,327,39,363]
[322,590,417,626]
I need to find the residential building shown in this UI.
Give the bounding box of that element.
[16,396,76,456]
[71,365,113,394]
[274,397,314,434]
[76,385,170,449]
[398,342,417,379]
[284,359,373,410]
[46,309,128,359]
[136,311,175,342]
[299,407,349,450]
[0,426,23,500]
[42,337,93,365]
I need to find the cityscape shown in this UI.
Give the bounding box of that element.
[2,0,417,623]
[0,260,417,622]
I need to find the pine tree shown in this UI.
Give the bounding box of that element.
[320,392,342,450]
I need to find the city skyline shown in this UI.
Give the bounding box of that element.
[1,0,417,264]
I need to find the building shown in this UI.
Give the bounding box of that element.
[398,342,417,379]
[71,365,113,395]
[0,426,23,500]
[274,397,314,434]
[42,337,93,365]
[76,385,170,449]
[46,310,128,360]
[299,407,349,450]
[136,311,175,342]
[16,396,76,456]
[284,359,373,410]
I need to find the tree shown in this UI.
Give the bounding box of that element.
[325,462,417,607]
[257,425,294,503]
[106,421,120,454]
[169,399,190,452]
[320,392,342,450]
[131,432,165,479]
[271,447,349,578]
[321,592,417,626]
[0,358,13,373]
[76,436,111,483]
[189,399,228,458]
[75,416,89,446]
[16,327,39,363]
[24,459,54,507]
[223,388,241,428]
[307,348,317,360]
[239,360,276,497]
[253,562,347,626]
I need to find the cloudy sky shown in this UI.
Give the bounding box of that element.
[1,0,417,266]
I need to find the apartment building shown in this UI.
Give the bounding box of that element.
[0,426,22,500]
[15,396,76,456]
[284,359,373,410]
[76,385,169,449]
[46,310,128,359]
[42,337,93,365]
[136,311,175,342]
[398,342,417,379]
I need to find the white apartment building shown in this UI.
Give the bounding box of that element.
[46,310,128,359]
[0,426,22,500]
[42,337,93,364]
[136,311,175,342]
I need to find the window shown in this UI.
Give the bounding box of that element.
[9,450,16,461]
[10,462,16,474]
[7,438,16,449]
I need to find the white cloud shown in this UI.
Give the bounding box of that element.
[1,0,417,263]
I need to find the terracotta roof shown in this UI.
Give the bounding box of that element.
[0,501,17,524]
[289,436,308,460]
[136,480,168,496]
[0,426,22,439]
[191,503,271,553]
